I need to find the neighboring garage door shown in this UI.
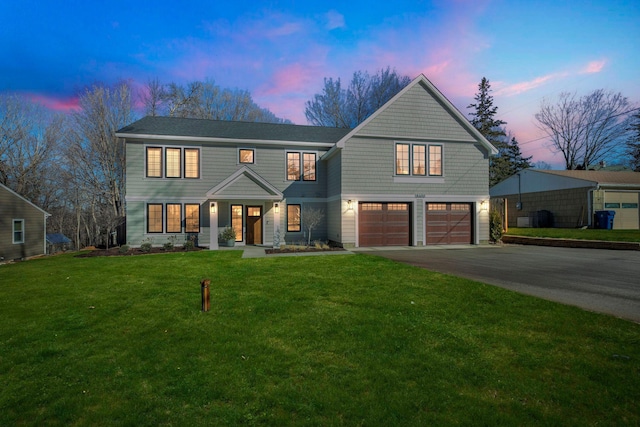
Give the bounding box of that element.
[604,191,640,229]
[425,202,472,244]
[359,202,410,246]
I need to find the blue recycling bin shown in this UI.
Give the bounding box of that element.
[594,210,615,229]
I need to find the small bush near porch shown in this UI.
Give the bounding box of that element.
[1,252,638,425]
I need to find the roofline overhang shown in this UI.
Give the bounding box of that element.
[115,133,336,149]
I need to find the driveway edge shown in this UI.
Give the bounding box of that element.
[502,235,640,251]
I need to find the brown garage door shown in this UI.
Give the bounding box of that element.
[359,202,410,246]
[426,203,472,245]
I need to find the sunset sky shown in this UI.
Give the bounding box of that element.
[1,0,638,168]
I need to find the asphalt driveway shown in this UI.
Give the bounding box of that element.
[354,245,640,323]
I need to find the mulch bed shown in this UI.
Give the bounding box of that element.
[265,247,346,254]
[75,246,203,257]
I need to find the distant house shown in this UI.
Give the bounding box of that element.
[490,169,640,229]
[116,74,497,249]
[0,183,49,261]
[46,233,72,254]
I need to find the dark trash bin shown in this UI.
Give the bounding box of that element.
[594,210,615,229]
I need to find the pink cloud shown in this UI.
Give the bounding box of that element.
[582,59,607,74]
[27,93,80,112]
[494,73,567,97]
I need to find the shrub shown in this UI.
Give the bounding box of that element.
[140,237,154,253]
[183,237,195,251]
[219,226,236,241]
[163,242,174,251]
[118,245,130,254]
[490,209,503,243]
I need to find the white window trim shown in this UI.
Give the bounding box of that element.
[12,219,25,244]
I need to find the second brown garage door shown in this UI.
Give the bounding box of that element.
[359,202,410,246]
[425,203,472,244]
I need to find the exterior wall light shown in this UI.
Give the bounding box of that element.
[210,202,216,214]
[274,203,279,213]
[347,200,353,210]
[481,200,488,211]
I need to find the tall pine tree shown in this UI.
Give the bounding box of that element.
[626,110,640,172]
[467,77,531,186]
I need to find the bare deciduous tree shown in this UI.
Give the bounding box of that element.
[302,207,325,246]
[305,67,411,128]
[66,81,135,246]
[0,94,64,206]
[535,90,633,170]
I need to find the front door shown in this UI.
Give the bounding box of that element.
[246,206,262,244]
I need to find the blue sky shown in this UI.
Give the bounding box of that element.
[1,0,638,167]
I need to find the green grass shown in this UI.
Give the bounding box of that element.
[1,252,639,426]
[506,227,640,242]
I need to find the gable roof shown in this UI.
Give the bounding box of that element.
[206,166,283,200]
[116,116,351,147]
[0,183,49,216]
[333,74,498,154]
[535,170,640,186]
[490,169,640,197]
[47,233,72,245]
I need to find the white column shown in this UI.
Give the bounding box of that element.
[209,201,219,250]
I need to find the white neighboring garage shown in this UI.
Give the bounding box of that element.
[490,170,640,230]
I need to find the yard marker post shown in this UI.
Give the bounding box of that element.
[201,278,211,312]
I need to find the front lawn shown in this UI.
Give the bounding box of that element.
[506,227,640,242]
[1,252,638,425]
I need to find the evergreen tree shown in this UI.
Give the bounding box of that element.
[467,78,531,186]
[626,110,640,171]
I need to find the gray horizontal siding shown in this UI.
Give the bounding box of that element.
[341,138,489,195]
[0,187,46,259]
[358,83,475,141]
[126,141,328,200]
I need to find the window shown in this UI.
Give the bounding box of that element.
[231,205,243,242]
[12,219,24,244]
[361,203,383,211]
[451,203,470,211]
[387,203,409,211]
[287,152,316,181]
[239,149,254,164]
[185,204,200,233]
[622,203,639,209]
[184,148,200,178]
[146,147,162,178]
[287,152,300,180]
[165,148,181,178]
[145,146,200,179]
[413,145,426,175]
[395,143,443,176]
[287,204,301,232]
[605,202,620,209]
[166,204,182,233]
[303,153,316,181]
[396,143,410,175]
[147,204,163,233]
[429,145,442,176]
[427,203,447,211]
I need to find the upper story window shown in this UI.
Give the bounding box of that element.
[145,146,199,179]
[395,143,442,177]
[239,149,254,164]
[287,152,316,181]
[184,148,200,178]
[146,147,162,177]
[13,219,24,244]
[166,148,181,178]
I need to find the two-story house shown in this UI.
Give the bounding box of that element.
[116,74,497,249]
